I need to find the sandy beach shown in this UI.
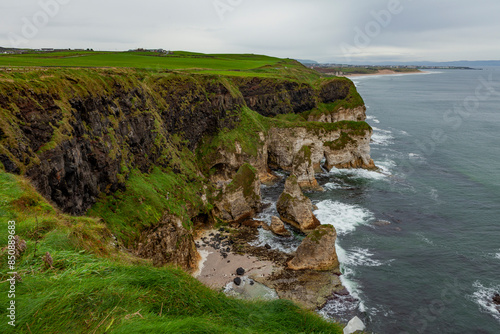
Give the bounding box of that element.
[343,69,428,78]
[193,229,278,289]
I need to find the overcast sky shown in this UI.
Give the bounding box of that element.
[1,0,500,63]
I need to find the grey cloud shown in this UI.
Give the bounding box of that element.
[1,0,499,62]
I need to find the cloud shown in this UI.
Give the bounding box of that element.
[1,0,499,62]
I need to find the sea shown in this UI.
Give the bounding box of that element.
[252,68,500,333]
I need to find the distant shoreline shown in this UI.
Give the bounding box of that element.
[342,69,428,78]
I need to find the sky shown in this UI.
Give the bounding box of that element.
[1,0,500,63]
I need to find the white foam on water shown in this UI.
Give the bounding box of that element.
[416,232,435,246]
[375,159,395,175]
[314,200,374,235]
[323,182,342,190]
[371,127,394,146]
[471,281,500,322]
[338,247,387,267]
[408,152,427,164]
[495,253,500,260]
[329,166,388,181]
[249,228,299,254]
[366,115,380,124]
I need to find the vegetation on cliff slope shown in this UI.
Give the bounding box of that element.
[0,170,343,333]
[0,52,371,333]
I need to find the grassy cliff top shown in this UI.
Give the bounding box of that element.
[0,50,321,82]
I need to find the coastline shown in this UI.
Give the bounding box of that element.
[342,69,429,78]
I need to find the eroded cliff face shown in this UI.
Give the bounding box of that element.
[307,106,366,123]
[0,69,374,267]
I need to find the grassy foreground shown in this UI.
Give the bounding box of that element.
[0,170,343,333]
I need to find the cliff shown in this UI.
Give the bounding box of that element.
[0,67,373,261]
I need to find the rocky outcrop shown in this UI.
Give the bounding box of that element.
[268,124,375,180]
[291,145,321,190]
[324,131,376,169]
[203,133,272,184]
[288,225,339,271]
[270,216,291,237]
[276,174,320,232]
[258,269,344,310]
[213,164,262,223]
[137,214,199,270]
[237,77,317,117]
[308,106,366,123]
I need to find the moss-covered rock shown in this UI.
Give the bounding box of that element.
[137,213,200,270]
[276,174,320,232]
[288,224,339,271]
[213,163,262,223]
[292,145,322,190]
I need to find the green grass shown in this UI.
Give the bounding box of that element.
[0,51,322,82]
[88,166,207,248]
[0,170,343,333]
[0,51,279,71]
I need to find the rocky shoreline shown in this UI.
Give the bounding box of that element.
[192,171,356,312]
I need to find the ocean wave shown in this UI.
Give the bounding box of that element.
[337,246,390,267]
[366,115,380,124]
[329,166,388,180]
[496,253,500,260]
[314,200,374,235]
[323,182,342,190]
[371,127,394,146]
[471,281,500,322]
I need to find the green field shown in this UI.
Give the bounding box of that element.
[0,50,323,82]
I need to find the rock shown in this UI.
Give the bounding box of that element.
[276,174,320,232]
[137,214,199,270]
[343,316,365,334]
[288,225,339,271]
[265,244,272,250]
[267,123,375,176]
[213,164,262,223]
[292,145,322,190]
[233,277,242,286]
[270,216,291,237]
[241,219,262,228]
[259,269,344,310]
[236,267,245,276]
[493,293,500,305]
[335,288,350,296]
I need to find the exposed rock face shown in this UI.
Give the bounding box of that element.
[276,175,320,232]
[308,106,366,123]
[324,131,376,170]
[137,214,199,270]
[237,77,317,117]
[288,225,339,271]
[204,133,272,184]
[270,216,291,237]
[292,145,321,190]
[258,269,344,310]
[268,126,375,173]
[214,164,262,223]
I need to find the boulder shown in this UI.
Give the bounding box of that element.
[493,293,500,305]
[137,214,200,270]
[236,267,245,276]
[276,174,320,232]
[214,164,262,223]
[270,216,291,237]
[343,316,365,334]
[287,225,339,271]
